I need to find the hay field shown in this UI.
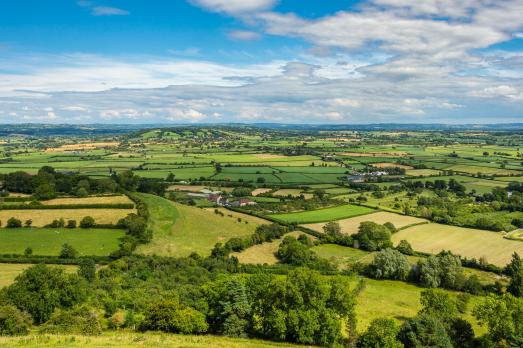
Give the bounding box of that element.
[252,188,273,196]
[303,211,426,234]
[46,142,119,152]
[204,207,270,225]
[0,208,134,227]
[405,169,442,176]
[40,195,133,205]
[272,189,313,199]
[392,223,523,266]
[373,162,413,169]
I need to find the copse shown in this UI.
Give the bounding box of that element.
[367,248,411,281]
[353,221,393,251]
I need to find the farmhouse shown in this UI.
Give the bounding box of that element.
[229,198,257,207]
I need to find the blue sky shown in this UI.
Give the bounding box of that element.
[0,0,522,124]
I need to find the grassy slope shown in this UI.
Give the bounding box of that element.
[136,194,259,257]
[0,228,124,256]
[0,333,306,348]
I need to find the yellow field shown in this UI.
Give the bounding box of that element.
[46,142,119,152]
[0,264,77,288]
[373,162,413,169]
[273,189,313,199]
[303,212,427,234]
[340,151,408,157]
[0,208,134,227]
[252,188,273,196]
[41,195,133,205]
[392,223,523,266]
[406,169,442,176]
[167,185,207,192]
[233,232,314,265]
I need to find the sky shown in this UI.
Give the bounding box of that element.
[0,0,523,124]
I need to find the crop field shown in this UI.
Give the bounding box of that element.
[251,188,273,196]
[0,333,305,348]
[392,223,523,266]
[40,195,134,205]
[0,208,134,227]
[0,263,77,288]
[405,169,442,176]
[269,204,375,224]
[136,194,260,257]
[0,228,124,256]
[272,189,311,198]
[303,211,427,234]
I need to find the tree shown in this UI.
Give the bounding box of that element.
[80,216,95,228]
[23,247,32,256]
[357,318,402,348]
[0,305,32,336]
[33,183,56,200]
[24,219,32,228]
[60,243,79,259]
[417,252,464,289]
[40,305,102,335]
[323,221,341,235]
[140,300,208,334]
[473,294,523,344]
[6,217,22,228]
[66,220,77,228]
[368,248,411,280]
[78,258,96,282]
[397,314,452,348]
[354,222,393,251]
[419,289,458,323]
[116,170,139,191]
[507,253,523,297]
[396,239,414,255]
[4,264,86,324]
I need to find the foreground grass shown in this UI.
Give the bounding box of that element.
[270,204,374,224]
[0,333,307,348]
[0,228,125,256]
[136,194,259,257]
[392,223,523,266]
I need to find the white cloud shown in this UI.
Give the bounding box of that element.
[227,30,262,41]
[190,0,277,15]
[91,6,129,16]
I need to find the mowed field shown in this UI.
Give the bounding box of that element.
[0,228,125,256]
[270,204,375,224]
[303,212,427,234]
[40,195,134,205]
[0,333,305,348]
[0,208,133,227]
[136,194,264,257]
[0,263,77,288]
[392,223,523,266]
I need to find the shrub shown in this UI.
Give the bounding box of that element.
[368,248,411,280]
[40,305,102,335]
[66,220,77,228]
[396,239,415,255]
[60,243,79,259]
[0,305,32,336]
[140,300,208,334]
[80,216,95,228]
[6,217,22,228]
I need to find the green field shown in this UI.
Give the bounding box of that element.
[269,204,375,224]
[0,228,124,256]
[136,193,261,257]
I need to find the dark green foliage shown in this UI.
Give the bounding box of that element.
[60,243,79,259]
[231,187,252,197]
[78,258,96,282]
[397,314,453,348]
[321,221,352,246]
[0,305,32,336]
[140,299,208,334]
[357,318,402,348]
[354,221,393,251]
[473,294,523,344]
[417,252,464,289]
[419,289,458,323]
[383,222,397,233]
[79,216,95,228]
[116,170,139,191]
[448,318,475,348]
[40,305,102,335]
[396,239,414,255]
[368,248,411,280]
[4,264,87,324]
[117,213,150,243]
[276,236,333,271]
[66,219,77,228]
[6,217,22,228]
[33,183,56,200]
[507,253,523,297]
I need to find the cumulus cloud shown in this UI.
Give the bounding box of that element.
[189,0,277,15]
[227,30,262,41]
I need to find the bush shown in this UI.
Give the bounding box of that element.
[354,222,392,251]
[6,217,22,228]
[40,305,102,335]
[66,220,77,228]
[140,300,208,334]
[60,243,79,259]
[368,248,411,281]
[396,239,415,255]
[0,305,32,336]
[80,216,95,228]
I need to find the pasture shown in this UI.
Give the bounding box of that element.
[303,211,427,234]
[392,223,523,266]
[0,228,124,256]
[0,208,134,227]
[269,204,374,224]
[136,194,260,257]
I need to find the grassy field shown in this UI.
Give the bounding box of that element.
[136,194,261,257]
[270,204,375,224]
[392,223,523,266]
[0,333,305,348]
[272,189,312,199]
[312,244,373,265]
[0,228,124,256]
[303,211,427,234]
[0,263,77,288]
[0,208,134,227]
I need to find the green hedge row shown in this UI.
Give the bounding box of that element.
[0,254,112,265]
